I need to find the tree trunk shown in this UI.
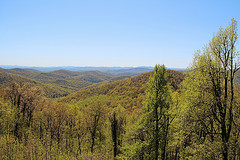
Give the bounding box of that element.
[155,104,159,160]
[111,111,118,158]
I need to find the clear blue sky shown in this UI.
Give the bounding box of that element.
[1,0,239,68]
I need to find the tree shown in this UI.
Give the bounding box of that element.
[4,82,44,141]
[178,52,221,159]
[179,18,240,159]
[109,105,126,158]
[83,96,108,153]
[208,18,239,160]
[140,64,171,160]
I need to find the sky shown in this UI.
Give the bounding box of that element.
[1,0,240,68]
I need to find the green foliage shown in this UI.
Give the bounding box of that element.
[1,19,239,160]
[109,105,127,158]
[119,65,174,160]
[0,67,185,159]
[172,19,240,160]
[0,98,15,134]
[140,65,172,160]
[60,70,184,112]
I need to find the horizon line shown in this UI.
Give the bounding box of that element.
[0,65,186,69]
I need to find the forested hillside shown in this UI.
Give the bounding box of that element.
[0,19,239,160]
[0,67,185,159]
[60,70,185,111]
[0,68,131,98]
[0,72,77,98]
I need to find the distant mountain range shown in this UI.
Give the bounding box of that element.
[0,66,186,98]
[0,68,128,98]
[0,65,186,73]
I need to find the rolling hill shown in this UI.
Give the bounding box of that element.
[60,69,185,111]
[0,72,73,98]
[0,67,185,101]
[0,68,130,96]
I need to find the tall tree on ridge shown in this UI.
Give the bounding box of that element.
[141,64,171,160]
